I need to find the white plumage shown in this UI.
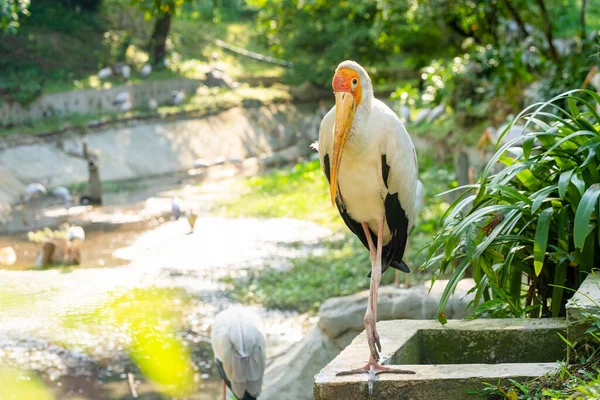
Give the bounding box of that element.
[140,64,152,77]
[113,92,130,106]
[148,98,158,110]
[398,105,411,123]
[318,62,418,243]
[211,307,266,400]
[171,197,181,220]
[24,183,47,201]
[97,67,112,80]
[121,65,131,80]
[67,225,85,242]
[52,186,73,207]
[427,104,445,123]
[172,90,185,105]
[413,108,431,124]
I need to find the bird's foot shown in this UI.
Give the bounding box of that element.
[336,362,415,395]
[364,314,381,361]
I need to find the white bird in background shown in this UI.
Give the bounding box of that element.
[582,65,600,114]
[148,98,158,110]
[52,186,74,208]
[186,209,197,233]
[0,246,17,266]
[211,307,266,400]
[413,108,431,125]
[113,92,130,106]
[140,64,152,78]
[97,67,112,80]
[67,225,86,242]
[120,101,132,111]
[24,183,47,201]
[318,60,417,388]
[171,197,181,220]
[172,90,185,105]
[427,104,445,123]
[398,105,411,124]
[65,225,85,265]
[113,92,132,111]
[23,183,47,227]
[121,65,131,80]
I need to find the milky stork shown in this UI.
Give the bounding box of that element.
[318,60,417,386]
[211,307,266,400]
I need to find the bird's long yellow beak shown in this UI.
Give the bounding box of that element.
[330,91,356,205]
[582,66,599,89]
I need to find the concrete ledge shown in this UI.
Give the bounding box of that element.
[314,319,566,400]
[567,274,600,349]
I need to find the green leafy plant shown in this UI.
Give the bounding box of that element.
[422,89,600,324]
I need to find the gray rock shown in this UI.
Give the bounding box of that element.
[262,327,342,400]
[318,283,472,339]
[204,69,235,89]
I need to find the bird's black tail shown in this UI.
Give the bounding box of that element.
[367,260,410,278]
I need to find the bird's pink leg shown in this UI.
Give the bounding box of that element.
[336,219,414,394]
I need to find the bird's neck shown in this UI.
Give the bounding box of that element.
[346,94,373,152]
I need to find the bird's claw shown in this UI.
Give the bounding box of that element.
[335,362,416,396]
[374,330,382,353]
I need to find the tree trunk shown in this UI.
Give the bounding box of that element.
[149,11,173,67]
[503,0,529,38]
[535,0,558,60]
[581,0,587,39]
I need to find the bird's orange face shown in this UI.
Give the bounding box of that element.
[330,68,362,205]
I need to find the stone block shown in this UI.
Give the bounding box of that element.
[314,319,566,400]
[566,274,600,353]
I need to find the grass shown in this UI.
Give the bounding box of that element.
[221,159,340,228]
[221,152,456,314]
[223,236,381,314]
[477,343,600,399]
[0,86,292,137]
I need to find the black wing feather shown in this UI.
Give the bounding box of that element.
[324,152,411,277]
[216,359,257,400]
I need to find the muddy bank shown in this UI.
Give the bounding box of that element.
[0,102,322,207]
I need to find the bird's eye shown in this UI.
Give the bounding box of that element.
[351,78,358,87]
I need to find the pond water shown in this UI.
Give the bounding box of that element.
[0,173,329,399]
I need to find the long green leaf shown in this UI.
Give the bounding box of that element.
[436,257,471,325]
[579,231,595,284]
[531,186,557,214]
[567,96,580,118]
[558,169,575,199]
[551,209,569,317]
[574,184,600,249]
[533,207,554,276]
[571,172,586,196]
